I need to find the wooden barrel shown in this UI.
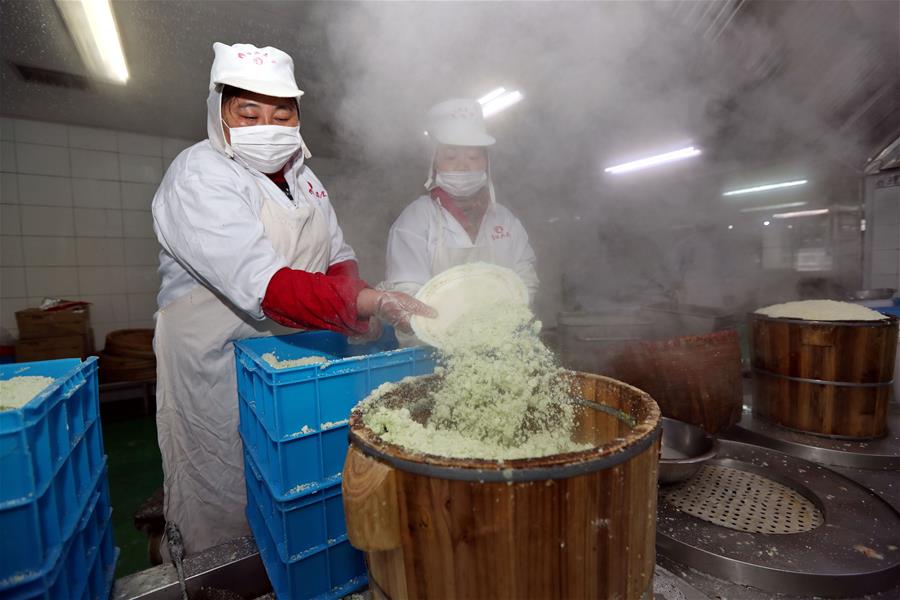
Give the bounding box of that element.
[608,329,743,433]
[99,328,156,383]
[98,351,157,382]
[343,372,661,600]
[105,329,155,359]
[750,313,898,439]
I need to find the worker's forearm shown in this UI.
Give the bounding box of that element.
[357,288,383,319]
[262,267,369,335]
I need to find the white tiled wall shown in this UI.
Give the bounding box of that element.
[0,116,195,348]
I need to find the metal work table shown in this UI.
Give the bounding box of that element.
[112,538,712,600]
[729,403,900,471]
[113,536,270,600]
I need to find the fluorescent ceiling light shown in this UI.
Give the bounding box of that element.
[478,87,506,105]
[773,208,829,219]
[739,201,807,213]
[56,0,129,83]
[722,179,807,197]
[763,220,771,226]
[481,90,523,118]
[604,146,701,174]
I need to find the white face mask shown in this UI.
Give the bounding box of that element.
[225,123,303,173]
[435,169,488,198]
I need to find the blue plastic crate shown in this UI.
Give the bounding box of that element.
[246,475,366,600]
[0,358,100,506]
[238,395,345,500]
[235,330,434,499]
[235,331,434,440]
[244,447,349,564]
[0,423,106,589]
[0,461,112,599]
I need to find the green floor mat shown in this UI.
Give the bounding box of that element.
[102,415,163,578]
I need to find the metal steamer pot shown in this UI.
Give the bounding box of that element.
[556,303,738,374]
[556,309,654,373]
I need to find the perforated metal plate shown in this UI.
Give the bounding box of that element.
[663,464,824,534]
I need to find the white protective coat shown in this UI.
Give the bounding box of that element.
[151,86,354,555]
[385,193,539,299]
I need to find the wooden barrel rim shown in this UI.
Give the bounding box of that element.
[349,372,661,482]
[748,312,898,329]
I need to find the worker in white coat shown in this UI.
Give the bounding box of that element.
[384,99,538,332]
[152,42,433,556]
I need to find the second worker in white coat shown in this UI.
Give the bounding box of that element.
[384,98,538,331]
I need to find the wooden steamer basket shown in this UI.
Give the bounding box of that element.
[99,328,156,383]
[750,313,898,438]
[609,329,743,434]
[343,372,661,600]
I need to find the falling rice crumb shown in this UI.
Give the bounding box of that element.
[361,302,591,460]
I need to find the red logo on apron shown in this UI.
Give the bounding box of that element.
[307,181,328,199]
[491,225,510,241]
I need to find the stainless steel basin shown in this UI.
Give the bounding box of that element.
[846,288,896,301]
[659,417,718,484]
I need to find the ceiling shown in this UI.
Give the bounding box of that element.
[0,1,341,149]
[1,0,898,179]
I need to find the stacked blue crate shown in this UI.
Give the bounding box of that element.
[0,358,117,600]
[234,330,435,600]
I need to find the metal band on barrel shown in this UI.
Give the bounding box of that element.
[753,367,894,388]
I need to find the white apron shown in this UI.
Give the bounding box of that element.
[396,205,495,347]
[431,206,496,274]
[155,180,331,556]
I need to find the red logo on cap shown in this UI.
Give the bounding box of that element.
[236,50,268,66]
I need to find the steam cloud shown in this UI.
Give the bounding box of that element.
[305,1,893,322]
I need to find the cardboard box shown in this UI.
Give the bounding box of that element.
[16,304,92,340]
[15,334,93,362]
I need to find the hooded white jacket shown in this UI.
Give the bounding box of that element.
[152,89,355,317]
[385,194,539,298]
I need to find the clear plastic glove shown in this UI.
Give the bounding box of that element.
[348,316,384,345]
[374,291,437,334]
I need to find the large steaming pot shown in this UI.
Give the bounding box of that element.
[342,372,661,600]
[556,304,738,374]
[610,329,743,433]
[639,302,739,340]
[556,310,654,373]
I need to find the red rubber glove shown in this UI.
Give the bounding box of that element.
[324,259,360,281]
[261,261,370,335]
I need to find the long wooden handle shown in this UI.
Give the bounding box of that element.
[342,445,401,551]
